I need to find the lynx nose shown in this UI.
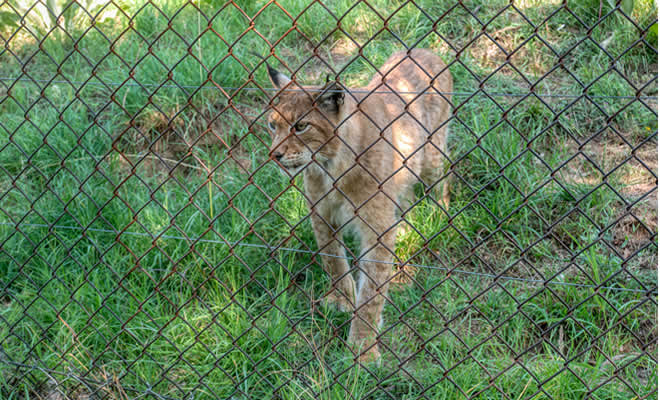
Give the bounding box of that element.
[272,151,284,161]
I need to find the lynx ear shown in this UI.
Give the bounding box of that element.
[316,81,344,113]
[267,63,291,89]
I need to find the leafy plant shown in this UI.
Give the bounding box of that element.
[0,0,130,34]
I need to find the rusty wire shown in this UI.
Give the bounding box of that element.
[0,0,657,399]
[0,221,650,294]
[1,76,658,100]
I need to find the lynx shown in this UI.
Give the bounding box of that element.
[263,48,453,361]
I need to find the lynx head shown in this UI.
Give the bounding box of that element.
[265,65,345,175]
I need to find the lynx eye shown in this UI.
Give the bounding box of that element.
[267,121,276,133]
[294,122,310,134]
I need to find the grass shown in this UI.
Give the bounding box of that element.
[0,0,657,398]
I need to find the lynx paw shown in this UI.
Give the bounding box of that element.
[348,337,381,364]
[322,290,354,312]
[357,344,381,365]
[348,328,381,363]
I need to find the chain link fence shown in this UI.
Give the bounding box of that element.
[0,0,657,399]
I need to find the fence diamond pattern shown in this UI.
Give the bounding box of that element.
[0,0,657,399]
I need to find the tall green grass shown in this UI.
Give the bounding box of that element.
[0,0,657,398]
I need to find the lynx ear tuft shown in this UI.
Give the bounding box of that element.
[267,63,292,89]
[316,81,345,113]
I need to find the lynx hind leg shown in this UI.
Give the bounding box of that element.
[439,172,452,210]
[422,126,451,210]
[429,167,452,210]
[384,178,417,285]
[395,181,416,238]
[310,214,356,312]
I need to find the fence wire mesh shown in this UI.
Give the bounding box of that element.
[0,0,657,399]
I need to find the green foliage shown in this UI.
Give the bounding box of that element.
[648,22,658,47]
[0,0,656,398]
[0,0,132,32]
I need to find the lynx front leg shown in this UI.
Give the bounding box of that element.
[348,222,396,362]
[310,213,355,312]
